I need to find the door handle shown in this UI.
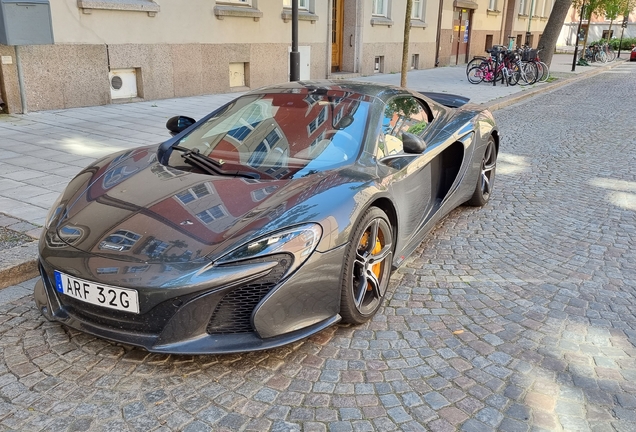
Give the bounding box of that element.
[350,35,353,47]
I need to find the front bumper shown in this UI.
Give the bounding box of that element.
[35,245,346,354]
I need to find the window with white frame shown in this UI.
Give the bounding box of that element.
[541,0,551,16]
[531,0,537,16]
[283,0,308,8]
[221,0,252,5]
[518,0,527,14]
[488,0,497,10]
[196,205,227,224]
[411,0,423,19]
[372,0,387,16]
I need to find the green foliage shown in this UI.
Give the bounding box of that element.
[384,97,421,120]
[599,37,636,50]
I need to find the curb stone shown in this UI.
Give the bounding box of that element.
[0,242,39,289]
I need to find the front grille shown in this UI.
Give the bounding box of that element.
[206,254,292,334]
[39,260,195,335]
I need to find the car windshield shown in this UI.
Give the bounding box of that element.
[170,90,371,179]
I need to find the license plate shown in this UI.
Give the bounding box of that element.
[54,271,140,314]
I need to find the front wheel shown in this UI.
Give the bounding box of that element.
[340,207,393,325]
[466,136,497,207]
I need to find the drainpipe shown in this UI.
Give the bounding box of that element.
[15,45,28,114]
[434,0,444,66]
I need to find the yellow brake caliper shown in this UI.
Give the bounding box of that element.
[360,231,382,291]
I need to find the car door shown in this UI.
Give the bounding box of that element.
[377,96,438,251]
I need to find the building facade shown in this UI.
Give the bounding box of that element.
[558,5,636,47]
[0,0,550,114]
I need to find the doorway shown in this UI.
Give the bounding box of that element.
[331,0,344,72]
[451,8,472,64]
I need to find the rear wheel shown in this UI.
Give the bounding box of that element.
[466,135,497,207]
[340,207,393,324]
[467,65,485,84]
[536,61,550,82]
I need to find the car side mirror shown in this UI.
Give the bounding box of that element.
[402,132,427,154]
[166,115,196,135]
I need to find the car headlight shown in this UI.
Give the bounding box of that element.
[44,193,65,229]
[216,223,322,275]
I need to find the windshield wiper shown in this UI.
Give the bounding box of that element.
[171,145,259,179]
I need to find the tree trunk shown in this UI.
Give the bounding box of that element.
[401,0,413,87]
[537,0,573,66]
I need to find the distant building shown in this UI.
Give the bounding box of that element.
[558,5,636,47]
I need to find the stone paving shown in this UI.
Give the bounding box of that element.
[0,63,635,431]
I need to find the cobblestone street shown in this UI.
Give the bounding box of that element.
[1,62,636,431]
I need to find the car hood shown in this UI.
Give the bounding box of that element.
[55,147,357,264]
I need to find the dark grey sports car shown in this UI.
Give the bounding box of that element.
[35,81,499,354]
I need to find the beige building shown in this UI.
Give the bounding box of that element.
[0,0,549,114]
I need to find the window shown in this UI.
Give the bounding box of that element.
[97,267,119,275]
[488,0,497,10]
[307,106,328,135]
[411,0,423,19]
[221,0,252,4]
[377,97,431,158]
[251,185,278,201]
[374,56,384,73]
[176,183,211,205]
[77,0,159,16]
[411,54,419,69]
[99,230,141,252]
[541,0,552,16]
[372,0,387,16]
[485,35,494,51]
[141,239,171,259]
[283,0,308,8]
[214,0,262,21]
[518,0,526,14]
[196,205,227,224]
[281,0,318,22]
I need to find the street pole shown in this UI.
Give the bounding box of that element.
[571,0,586,71]
[526,0,535,46]
[290,0,300,81]
[618,15,628,58]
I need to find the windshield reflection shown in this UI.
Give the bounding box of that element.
[170,89,372,179]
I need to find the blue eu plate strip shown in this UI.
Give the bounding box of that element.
[53,271,64,293]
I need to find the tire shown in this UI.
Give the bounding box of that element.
[466,56,486,73]
[467,65,485,84]
[518,61,538,85]
[506,64,520,86]
[466,135,497,207]
[340,207,393,324]
[537,61,550,82]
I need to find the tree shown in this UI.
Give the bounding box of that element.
[537,0,576,66]
[575,0,606,50]
[604,0,624,40]
[400,0,413,87]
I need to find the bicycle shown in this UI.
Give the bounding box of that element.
[467,48,519,86]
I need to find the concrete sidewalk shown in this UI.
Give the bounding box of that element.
[0,53,628,288]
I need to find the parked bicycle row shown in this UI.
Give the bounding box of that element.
[465,45,550,86]
[576,42,618,65]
